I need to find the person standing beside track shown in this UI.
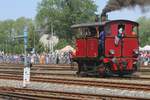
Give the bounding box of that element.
[0,54,3,63]
[45,53,49,64]
[31,54,35,65]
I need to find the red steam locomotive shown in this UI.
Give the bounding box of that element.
[71,16,140,77]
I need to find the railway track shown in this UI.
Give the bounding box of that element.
[0,67,73,71]
[0,64,149,72]
[0,63,150,81]
[0,63,150,80]
[0,64,76,77]
[0,63,72,67]
[0,74,150,92]
[0,87,149,100]
[0,64,149,99]
[0,64,76,71]
[0,71,76,77]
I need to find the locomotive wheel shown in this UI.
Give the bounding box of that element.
[104,63,112,77]
[118,73,124,77]
[76,62,86,77]
[133,64,138,72]
[98,66,105,77]
[105,67,111,77]
[80,72,88,77]
[76,64,81,77]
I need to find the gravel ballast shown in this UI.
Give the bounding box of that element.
[0,79,149,99]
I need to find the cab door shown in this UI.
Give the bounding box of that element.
[105,23,122,57]
[87,38,98,57]
[122,23,139,57]
[76,38,86,57]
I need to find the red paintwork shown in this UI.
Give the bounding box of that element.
[87,38,98,57]
[112,63,118,71]
[127,59,133,70]
[105,38,121,57]
[111,23,118,36]
[103,58,110,63]
[75,38,98,58]
[111,58,134,71]
[76,39,86,57]
[122,38,138,57]
[125,23,133,36]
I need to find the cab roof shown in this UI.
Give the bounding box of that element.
[71,22,104,29]
[71,20,139,29]
[105,20,139,26]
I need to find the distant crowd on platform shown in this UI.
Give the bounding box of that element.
[140,51,150,66]
[0,51,72,65]
[0,50,149,66]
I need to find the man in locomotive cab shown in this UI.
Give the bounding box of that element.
[99,30,105,53]
[115,24,125,46]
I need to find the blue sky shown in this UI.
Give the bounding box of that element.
[0,0,41,20]
[0,0,149,21]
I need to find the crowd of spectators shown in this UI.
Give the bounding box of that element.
[140,51,150,66]
[0,50,150,66]
[0,51,72,65]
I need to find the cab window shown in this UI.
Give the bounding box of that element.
[125,23,138,37]
[73,27,97,38]
[73,28,84,38]
[131,26,138,37]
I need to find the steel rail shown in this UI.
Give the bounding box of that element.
[0,74,150,91]
[0,87,149,100]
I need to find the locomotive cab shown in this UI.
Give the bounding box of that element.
[104,20,139,76]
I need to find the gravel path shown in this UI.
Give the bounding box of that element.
[0,79,149,99]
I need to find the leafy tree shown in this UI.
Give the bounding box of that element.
[54,39,69,50]
[0,17,41,54]
[137,16,150,47]
[36,0,97,46]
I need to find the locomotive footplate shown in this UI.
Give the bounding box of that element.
[78,71,100,77]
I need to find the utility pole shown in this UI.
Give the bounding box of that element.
[5,40,7,54]
[14,27,30,87]
[34,29,35,53]
[51,22,54,52]
[24,27,28,67]
[23,26,30,87]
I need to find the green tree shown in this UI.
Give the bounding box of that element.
[0,17,40,54]
[137,16,150,47]
[36,0,97,47]
[0,20,15,53]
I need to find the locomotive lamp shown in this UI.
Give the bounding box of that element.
[109,49,115,55]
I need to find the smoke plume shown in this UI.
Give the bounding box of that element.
[102,0,150,14]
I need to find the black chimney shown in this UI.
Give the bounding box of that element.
[95,15,99,22]
[101,12,108,22]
